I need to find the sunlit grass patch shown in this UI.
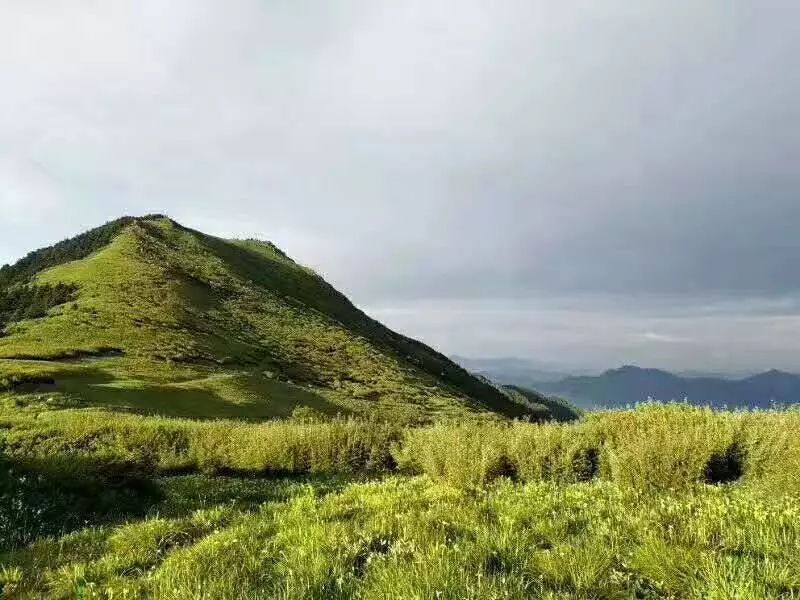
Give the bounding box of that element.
[5,478,791,599]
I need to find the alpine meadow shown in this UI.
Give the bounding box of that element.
[0,216,799,599]
[5,0,800,596]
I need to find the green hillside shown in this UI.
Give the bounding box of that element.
[0,216,533,422]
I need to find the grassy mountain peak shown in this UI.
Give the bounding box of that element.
[0,215,535,422]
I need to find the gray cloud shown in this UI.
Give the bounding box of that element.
[1,0,799,371]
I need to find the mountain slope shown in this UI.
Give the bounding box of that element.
[0,216,533,421]
[500,385,582,422]
[534,365,800,409]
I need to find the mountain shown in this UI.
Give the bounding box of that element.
[0,215,537,422]
[533,365,800,409]
[450,357,582,421]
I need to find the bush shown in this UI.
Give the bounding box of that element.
[740,410,800,495]
[508,422,601,484]
[396,405,800,491]
[597,404,740,489]
[395,422,512,488]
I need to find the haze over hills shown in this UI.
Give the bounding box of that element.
[0,215,543,422]
[531,365,800,410]
[452,356,591,385]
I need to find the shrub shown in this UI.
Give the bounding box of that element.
[597,404,740,489]
[508,422,601,484]
[740,410,800,495]
[395,422,513,489]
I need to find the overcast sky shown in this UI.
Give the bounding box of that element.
[2,1,799,373]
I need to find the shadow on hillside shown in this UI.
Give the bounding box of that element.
[5,357,347,420]
[72,376,345,420]
[232,373,349,419]
[50,370,347,420]
[74,381,244,419]
[1,364,115,393]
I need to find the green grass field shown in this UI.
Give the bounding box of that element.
[2,402,799,599]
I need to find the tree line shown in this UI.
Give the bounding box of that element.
[0,282,77,331]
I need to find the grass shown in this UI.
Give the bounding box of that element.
[3,476,799,599]
[0,472,360,596]
[1,403,799,598]
[2,403,797,492]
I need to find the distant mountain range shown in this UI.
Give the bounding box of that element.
[535,366,800,409]
[451,356,586,385]
[455,357,800,410]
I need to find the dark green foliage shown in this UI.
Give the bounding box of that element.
[572,446,601,482]
[0,214,165,289]
[0,283,76,330]
[502,385,581,422]
[0,375,55,392]
[485,453,518,482]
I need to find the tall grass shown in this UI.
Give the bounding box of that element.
[3,404,799,492]
[1,410,401,477]
[397,404,800,492]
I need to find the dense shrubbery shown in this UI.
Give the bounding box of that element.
[399,405,800,493]
[1,411,402,477]
[0,283,76,330]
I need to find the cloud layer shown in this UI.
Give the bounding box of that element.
[2,0,799,371]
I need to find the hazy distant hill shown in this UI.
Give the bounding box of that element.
[0,215,539,422]
[533,365,800,409]
[452,356,579,385]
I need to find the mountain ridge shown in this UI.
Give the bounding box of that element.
[533,364,800,409]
